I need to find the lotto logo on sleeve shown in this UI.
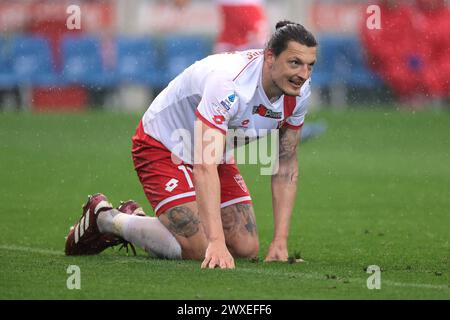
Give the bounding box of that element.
[241,119,250,127]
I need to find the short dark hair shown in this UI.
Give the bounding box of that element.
[267,20,317,56]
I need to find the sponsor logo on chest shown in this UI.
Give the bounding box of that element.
[252,104,282,119]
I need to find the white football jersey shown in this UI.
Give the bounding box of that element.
[142,49,311,164]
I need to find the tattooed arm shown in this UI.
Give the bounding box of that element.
[265,126,302,262]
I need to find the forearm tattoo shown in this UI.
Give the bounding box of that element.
[166,206,200,238]
[278,127,298,161]
[221,203,257,237]
[274,127,300,183]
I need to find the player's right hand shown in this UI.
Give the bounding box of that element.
[201,241,235,269]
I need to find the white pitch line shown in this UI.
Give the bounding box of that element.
[0,244,64,256]
[0,244,448,291]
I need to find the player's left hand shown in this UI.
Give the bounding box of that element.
[264,240,289,262]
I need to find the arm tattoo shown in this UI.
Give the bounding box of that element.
[278,127,299,161]
[275,127,300,183]
[221,203,257,236]
[166,206,200,238]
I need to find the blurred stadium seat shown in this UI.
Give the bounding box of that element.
[0,38,16,89]
[10,35,60,87]
[61,35,117,89]
[337,36,382,88]
[311,35,337,88]
[116,37,165,87]
[1,1,392,111]
[312,35,382,89]
[162,35,212,83]
[3,32,385,110]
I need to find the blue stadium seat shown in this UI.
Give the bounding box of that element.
[311,35,335,88]
[162,35,212,83]
[312,35,346,88]
[0,37,17,89]
[61,35,117,88]
[335,36,382,88]
[10,35,59,87]
[312,35,382,89]
[116,37,164,87]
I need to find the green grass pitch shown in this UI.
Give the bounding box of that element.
[0,108,449,299]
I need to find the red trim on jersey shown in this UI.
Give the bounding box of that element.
[283,95,297,119]
[195,110,227,135]
[233,56,260,81]
[282,95,303,130]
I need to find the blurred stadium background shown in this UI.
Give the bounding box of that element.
[2,0,448,112]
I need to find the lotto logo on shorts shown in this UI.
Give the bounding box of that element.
[234,174,248,192]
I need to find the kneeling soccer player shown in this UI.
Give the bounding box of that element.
[65,20,318,269]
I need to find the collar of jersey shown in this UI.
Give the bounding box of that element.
[256,71,283,110]
[233,54,264,104]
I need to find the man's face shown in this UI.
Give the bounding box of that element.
[265,41,317,97]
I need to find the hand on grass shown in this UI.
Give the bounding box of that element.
[264,240,289,262]
[201,241,235,269]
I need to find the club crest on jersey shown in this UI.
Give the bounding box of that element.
[252,104,282,119]
[233,174,248,193]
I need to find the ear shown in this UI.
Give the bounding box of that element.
[264,49,275,66]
